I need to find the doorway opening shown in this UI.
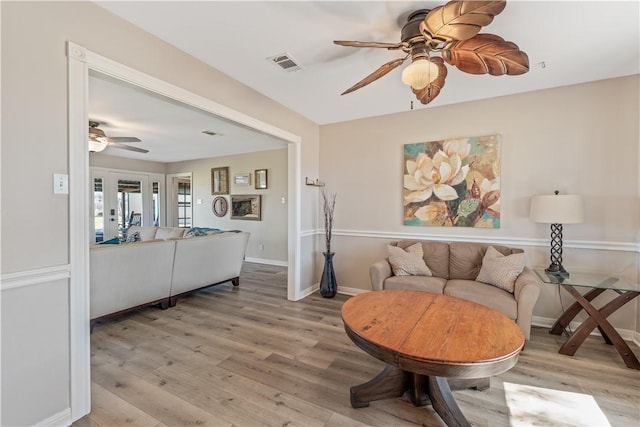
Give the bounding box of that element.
[68,41,303,422]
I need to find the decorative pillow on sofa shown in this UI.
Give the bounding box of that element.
[156,227,187,240]
[98,237,120,245]
[184,227,222,238]
[476,246,525,293]
[388,243,432,276]
[127,226,158,241]
[125,231,140,243]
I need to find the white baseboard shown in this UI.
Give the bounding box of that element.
[306,284,367,299]
[337,286,368,297]
[34,408,71,427]
[532,315,639,345]
[299,283,319,300]
[244,257,288,267]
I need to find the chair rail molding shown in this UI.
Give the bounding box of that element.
[330,229,638,253]
[1,265,71,291]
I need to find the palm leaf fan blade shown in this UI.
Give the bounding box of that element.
[421,0,507,43]
[413,57,448,105]
[444,34,529,75]
[341,56,408,95]
[333,40,405,50]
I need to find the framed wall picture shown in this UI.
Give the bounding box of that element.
[211,167,229,195]
[231,194,261,220]
[234,173,251,185]
[255,169,268,189]
[403,134,501,228]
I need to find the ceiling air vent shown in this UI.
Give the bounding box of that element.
[201,130,221,136]
[267,53,302,72]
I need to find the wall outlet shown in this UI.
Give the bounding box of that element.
[259,244,264,251]
[197,198,203,205]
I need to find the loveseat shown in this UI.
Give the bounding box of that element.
[90,226,249,322]
[369,240,541,340]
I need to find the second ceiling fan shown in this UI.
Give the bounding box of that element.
[334,0,529,105]
[88,121,148,153]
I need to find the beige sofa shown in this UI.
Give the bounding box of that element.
[370,240,541,340]
[90,227,249,321]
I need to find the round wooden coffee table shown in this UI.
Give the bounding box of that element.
[342,290,524,427]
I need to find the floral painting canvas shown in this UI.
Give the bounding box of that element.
[403,134,501,228]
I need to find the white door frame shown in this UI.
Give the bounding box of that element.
[67,41,303,422]
[107,171,150,237]
[166,172,193,228]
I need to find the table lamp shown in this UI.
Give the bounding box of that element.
[530,191,584,278]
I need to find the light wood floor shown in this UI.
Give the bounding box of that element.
[74,263,640,427]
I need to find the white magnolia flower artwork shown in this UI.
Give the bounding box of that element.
[403,134,501,228]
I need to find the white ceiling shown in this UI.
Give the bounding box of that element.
[92,0,639,162]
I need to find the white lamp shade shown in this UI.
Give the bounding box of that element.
[530,194,584,224]
[401,59,439,90]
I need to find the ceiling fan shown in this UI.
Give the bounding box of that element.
[334,0,529,105]
[88,121,148,153]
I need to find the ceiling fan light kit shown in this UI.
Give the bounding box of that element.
[88,136,108,153]
[401,58,439,90]
[334,0,529,105]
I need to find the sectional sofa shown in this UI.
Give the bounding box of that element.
[90,226,249,322]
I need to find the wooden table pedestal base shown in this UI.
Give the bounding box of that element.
[350,365,489,427]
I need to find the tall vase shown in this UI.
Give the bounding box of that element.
[320,251,337,298]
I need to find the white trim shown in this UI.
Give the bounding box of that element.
[298,283,319,300]
[244,257,288,267]
[1,265,71,291]
[532,315,639,344]
[67,41,304,423]
[67,41,92,422]
[287,141,302,301]
[300,229,318,238]
[33,408,71,427]
[330,229,638,253]
[337,286,368,297]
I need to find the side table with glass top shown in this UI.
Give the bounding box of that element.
[534,269,640,370]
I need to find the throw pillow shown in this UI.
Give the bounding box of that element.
[184,227,222,238]
[387,243,432,276]
[98,237,120,245]
[156,227,187,240]
[476,246,526,293]
[125,231,140,243]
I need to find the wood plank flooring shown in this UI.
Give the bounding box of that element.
[74,263,640,427]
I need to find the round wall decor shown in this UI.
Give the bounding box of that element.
[212,196,228,217]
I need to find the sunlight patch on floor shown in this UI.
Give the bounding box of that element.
[503,382,611,427]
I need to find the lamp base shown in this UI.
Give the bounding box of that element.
[545,263,570,278]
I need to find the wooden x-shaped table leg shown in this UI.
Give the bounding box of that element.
[550,284,639,370]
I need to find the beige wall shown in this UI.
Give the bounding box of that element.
[320,76,639,331]
[168,148,289,263]
[1,2,319,425]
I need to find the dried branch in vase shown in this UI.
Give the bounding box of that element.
[322,190,336,253]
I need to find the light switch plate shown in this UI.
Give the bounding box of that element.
[53,173,69,194]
